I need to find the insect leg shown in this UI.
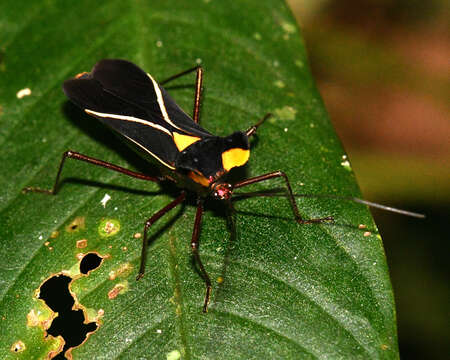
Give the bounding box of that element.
[136,192,186,280]
[192,67,203,124]
[160,66,203,124]
[191,198,212,313]
[160,66,201,86]
[22,150,162,195]
[233,171,334,224]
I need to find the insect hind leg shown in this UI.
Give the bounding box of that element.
[191,198,212,313]
[22,150,161,195]
[136,192,186,280]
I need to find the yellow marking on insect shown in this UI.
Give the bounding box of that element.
[75,72,89,79]
[221,148,250,171]
[146,73,185,132]
[85,109,172,136]
[188,171,210,187]
[173,132,201,151]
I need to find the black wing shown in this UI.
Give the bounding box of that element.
[76,59,211,136]
[63,59,211,169]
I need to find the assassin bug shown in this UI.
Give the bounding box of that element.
[23,59,424,312]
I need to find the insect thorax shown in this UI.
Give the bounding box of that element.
[175,132,250,182]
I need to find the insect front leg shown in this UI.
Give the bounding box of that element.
[136,192,186,280]
[233,171,334,224]
[191,198,212,313]
[22,150,161,195]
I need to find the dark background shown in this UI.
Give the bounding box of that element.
[289,0,449,358]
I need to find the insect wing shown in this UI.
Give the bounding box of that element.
[63,74,179,169]
[89,59,211,137]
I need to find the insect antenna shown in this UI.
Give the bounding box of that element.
[232,190,425,219]
[245,113,272,137]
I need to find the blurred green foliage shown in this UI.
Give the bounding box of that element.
[0,0,401,359]
[288,0,450,358]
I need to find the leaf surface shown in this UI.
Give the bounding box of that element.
[0,1,398,359]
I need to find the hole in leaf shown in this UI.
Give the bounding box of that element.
[65,216,85,233]
[39,275,97,359]
[80,253,102,274]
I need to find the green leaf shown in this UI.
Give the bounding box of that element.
[0,1,398,359]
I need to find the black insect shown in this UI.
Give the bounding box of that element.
[24,59,423,312]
